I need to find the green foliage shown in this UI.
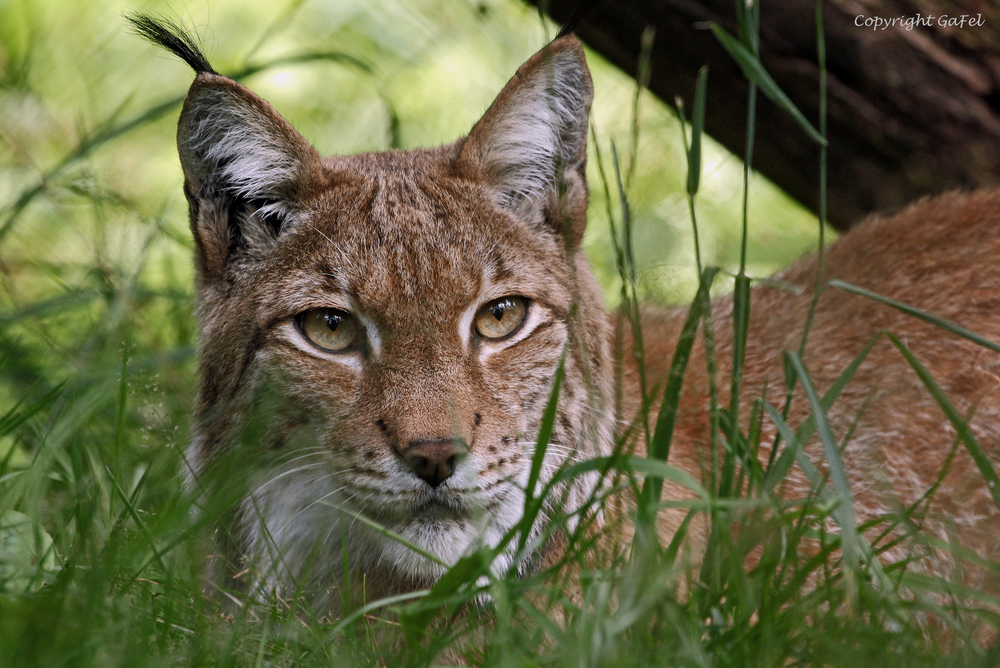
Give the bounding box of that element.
[1,0,997,666]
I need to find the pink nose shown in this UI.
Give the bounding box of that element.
[402,439,467,488]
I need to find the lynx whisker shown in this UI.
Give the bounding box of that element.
[284,480,358,526]
[256,462,328,493]
[302,221,356,274]
[271,447,329,466]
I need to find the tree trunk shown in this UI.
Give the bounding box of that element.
[529,0,1000,230]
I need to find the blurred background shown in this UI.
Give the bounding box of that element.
[0,0,821,488]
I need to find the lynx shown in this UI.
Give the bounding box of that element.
[131,16,1000,612]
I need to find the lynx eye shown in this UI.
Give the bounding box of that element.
[297,308,359,352]
[474,296,528,340]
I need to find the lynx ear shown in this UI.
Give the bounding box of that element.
[127,14,322,275]
[178,75,324,276]
[458,37,592,242]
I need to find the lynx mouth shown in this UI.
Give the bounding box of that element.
[409,491,478,520]
[340,483,481,522]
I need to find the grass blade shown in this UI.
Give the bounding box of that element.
[761,400,824,493]
[886,333,1000,511]
[328,590,430,638]
[549,455,706,500]
[516,357,565,555]
[328,506,445,568]
[663,509,696,567]
[721,273,751,496]
[830,279,1000,354]
[784,351,860,583]
[643,267,718,507]
[686,66,708,197]
[0,383,65,441]
[708,23,825,145]
[524,359,564,508]
[791,333,881,455]
[400,549,491,641]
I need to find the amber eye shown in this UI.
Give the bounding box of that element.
[297,308,359,352]
[474,296,528,340]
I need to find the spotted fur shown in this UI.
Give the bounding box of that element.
[130,16,613,607]
[133,16,1000,614]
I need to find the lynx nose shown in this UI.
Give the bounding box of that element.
[402,439,467,488]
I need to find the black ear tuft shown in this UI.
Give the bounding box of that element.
[126,13,217,75]
[555,0,603,38]
[131,12,323,277]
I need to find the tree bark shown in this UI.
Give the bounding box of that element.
[529,0,1000,230]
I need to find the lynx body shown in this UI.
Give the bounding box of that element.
[633,190,1000,590]
[132,17,1000,610]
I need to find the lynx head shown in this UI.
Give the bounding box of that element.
[131,15,614,599]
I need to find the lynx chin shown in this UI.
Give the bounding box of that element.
[131,15,1000,614]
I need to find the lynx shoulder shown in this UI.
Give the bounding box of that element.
[131,15,1000,609]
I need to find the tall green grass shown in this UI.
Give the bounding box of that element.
[2,0,998,666]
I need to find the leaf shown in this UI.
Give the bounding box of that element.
[721,273,752,496]
[643,267,718,510]
[887,333,1000,511]
[686,66,708,196]
[787,333,882,460]
[549,455,707,500]
[0,510,60,592]
[399,549,491,642]
[517,357,565,554]
[784,352,860,579]
[830,280,1000,354]
[709,24,825,145]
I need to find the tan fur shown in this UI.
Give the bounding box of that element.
[625,192,1000,592]
[174,37,614,608]
[155,25,1000,613]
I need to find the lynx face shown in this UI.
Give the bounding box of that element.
[131,18,614,600]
